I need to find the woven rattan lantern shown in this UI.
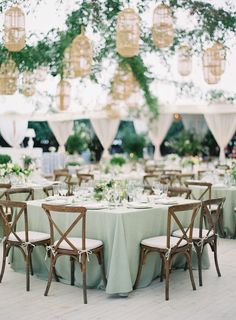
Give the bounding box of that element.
[104,103,121,119]
[112,65,135,100]
[116,8,140,57]
[178,45,192,76]
[209,42,226,76]
[22,71,35,97]
[71,32,92,78]
[4,6,25,52]
[0,59,18,95]
[152,4,173,48]
[202,47,221,84]
[63,45,76,79]
[56,79,71,111]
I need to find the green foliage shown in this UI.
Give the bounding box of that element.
[122,130,146,159]
[0,154,12,164]
[110,154,126,166]
[169,129,209,157]
[66,122,90,155]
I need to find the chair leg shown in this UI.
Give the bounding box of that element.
[133,246,146,290]
[160,256,164,282]
[44,255,55,296]
[194,244,203,286]
[29,247,34,276]
[0,243,8,283]
[213,238,221,277]
[70,257,75,286]
[165,260,170,301]
[218,214,226,238]
[185,251,196,291]
[26,250,30,292]
[99,249,107,287]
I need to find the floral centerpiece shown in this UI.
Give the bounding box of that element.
[0,163,32,182]
[93,180,114,201]
[166,153,180,162]
[181,156,201,167]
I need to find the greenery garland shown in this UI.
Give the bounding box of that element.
[0,0,236,117]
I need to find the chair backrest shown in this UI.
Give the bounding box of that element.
[5,187,34,201]
[215,164,230,170]
[167,186,192,199]
[41,204,87,254]
[0,183,11,200]
[43,185,54,197]
[76,173,94,186]
[167,202,201,251]
[184,180,212,201]
[54,171,72,184]
[0,200,29,243]
[175,173,195,186]
[199,197,225,238]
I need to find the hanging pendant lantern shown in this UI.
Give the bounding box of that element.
[178,45,192,76]
[202,47,221,85]
[209,42,226,76]
[63,45,76,79]
[152,4,173,48]
[116,8,140,57]
[4,6,25,52]
[35,66,48,82]
[22,71,36,97]
[0,59,18,95]
[71,31,92,78]
[56,79,71,111]
[112,65,135,100]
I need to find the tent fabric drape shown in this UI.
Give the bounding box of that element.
[204,113,236,162]
[91,118,120,158]
[0,118,28,148]
[148,114,173,160]
[182,114,208,139]
[133,119,148,134]
[49,120,74,152]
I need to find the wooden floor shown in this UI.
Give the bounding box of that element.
[0,239,235,320]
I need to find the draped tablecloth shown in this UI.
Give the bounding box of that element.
[10,198,209,295]
[192,185,236,238]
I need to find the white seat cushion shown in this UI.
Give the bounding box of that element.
[8,231,50,242]
[172,228,214,239]
[141,235,187,249]
[54,237,103,251]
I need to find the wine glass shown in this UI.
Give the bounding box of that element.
[58,183,68,196]
[152,181,161,196]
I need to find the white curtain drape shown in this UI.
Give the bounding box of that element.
[182,114,208,139]
[133,119,148,134]
[49,120,74,152]
[91,118,120,158]
[204,113,236,162]
[0,118,28,148]
[148,114,173,160]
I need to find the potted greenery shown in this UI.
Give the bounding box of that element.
[0,154,12,165]
[66,123,90,158]
[110,154,126,167]
[22,155,35,169]
[122,132,146,159]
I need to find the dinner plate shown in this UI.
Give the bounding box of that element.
[43,198,69,205]
[86,203,108,210]
[155,199,178,205]
[127,202,153,209]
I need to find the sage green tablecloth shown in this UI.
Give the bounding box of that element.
[192,185,236,238]
[10,199,209,295]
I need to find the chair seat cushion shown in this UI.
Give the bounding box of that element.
[8,231,50,242]
[141,235,187,249]
[172,228,214,239]
[54,237,103,251]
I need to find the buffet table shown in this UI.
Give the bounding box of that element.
[10,198,209,295]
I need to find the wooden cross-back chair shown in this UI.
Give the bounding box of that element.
[167,186,192,199]
[173,197,225,286]
[0,183,11,200]
[41,203,106,304]
[134,202,201,300]
[143,174,170,194]
[5,187,34,201]
[43,185,54,197]
[0,200,50,291]
[76,173,94,186]
[175,173,195,186]
[184,180,212,201]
